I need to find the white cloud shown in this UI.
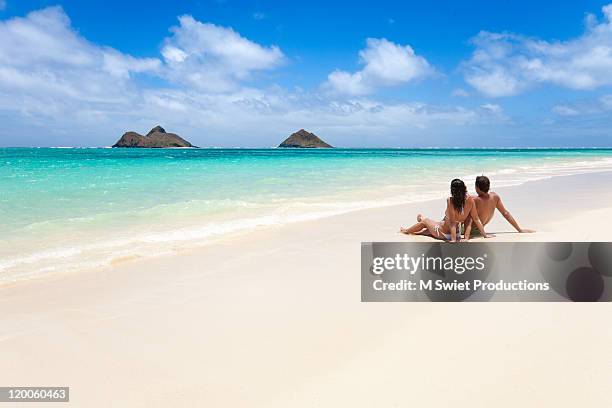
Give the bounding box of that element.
[463,3,612,97]
[160,46,187,63]
[0,7,291,141]
[552,104,580,116]
[452,88,470,97]
[0,7,159,74]
[480,103,502,114]
[124,88,502,147]
[0,6,166,147]
[253,12,266,20]
[103,49,160,78]
[600,94,612,109]
[0,5,160,110]
[324,38,433,95]
[551,94,612,116]
[161,16,284,92]
[0,6,161,145]
[326,71,370,95]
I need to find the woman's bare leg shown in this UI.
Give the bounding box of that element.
[401,215,445,240]
[400,214,426,234]
[420,217,446,240]
[400,222,426,234]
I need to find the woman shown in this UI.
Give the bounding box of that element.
[400,179,489,242]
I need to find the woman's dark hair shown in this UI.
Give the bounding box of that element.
[450,179,467,212]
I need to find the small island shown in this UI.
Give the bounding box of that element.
[113,126,194,148]
[278,129,333,148]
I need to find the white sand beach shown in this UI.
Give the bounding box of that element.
[1,171,612,407]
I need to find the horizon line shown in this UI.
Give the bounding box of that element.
[3,146,612,150]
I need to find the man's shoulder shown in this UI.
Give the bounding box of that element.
[474,193,499,203]
[489,191,501,202]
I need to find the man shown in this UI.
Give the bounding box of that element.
[464,175,534,239]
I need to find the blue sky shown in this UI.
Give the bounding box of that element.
[1,0,612,147]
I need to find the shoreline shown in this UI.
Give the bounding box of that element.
[3,152,612,283]
[3,169,612,287]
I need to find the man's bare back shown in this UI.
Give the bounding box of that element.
[474,192,501,226]
[464,176,534,238]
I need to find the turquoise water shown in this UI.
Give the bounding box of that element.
[2,147,612,281]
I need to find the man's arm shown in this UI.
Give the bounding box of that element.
[495,194,534,233]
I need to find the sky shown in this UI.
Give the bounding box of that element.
[1,0,612,147]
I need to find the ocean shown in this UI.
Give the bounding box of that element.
[2,147,612,282]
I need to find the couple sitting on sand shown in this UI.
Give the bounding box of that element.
[400,175,534,242]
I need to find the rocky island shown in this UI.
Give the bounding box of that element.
[113,126,194,148]
[278,129,332,148]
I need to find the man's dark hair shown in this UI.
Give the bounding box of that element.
[475,175,490,193]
